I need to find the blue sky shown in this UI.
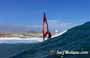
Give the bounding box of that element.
[0,0,90,32]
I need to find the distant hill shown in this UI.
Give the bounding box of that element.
[0,25,30,32]
[10,22,90,58]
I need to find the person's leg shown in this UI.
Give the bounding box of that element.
[43,36,45,40]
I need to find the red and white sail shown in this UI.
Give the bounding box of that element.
[42,13,51,40]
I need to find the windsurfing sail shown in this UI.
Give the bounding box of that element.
[42,13,52,40]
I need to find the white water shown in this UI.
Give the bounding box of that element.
[0,37,43,43]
